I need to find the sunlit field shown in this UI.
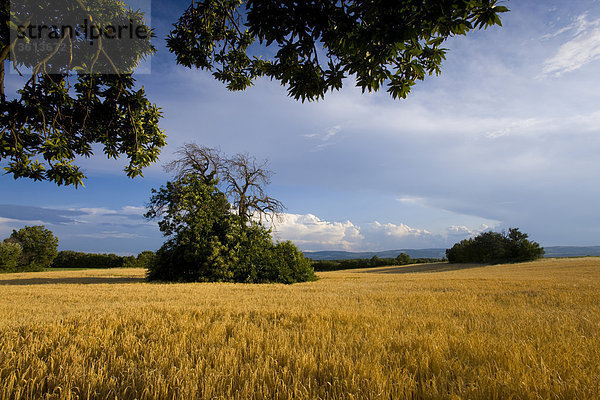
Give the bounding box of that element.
[1,258,599,399]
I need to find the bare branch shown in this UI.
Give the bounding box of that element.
[166,143,285,222]
[164,143,223,180]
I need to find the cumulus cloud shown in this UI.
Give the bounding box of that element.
[272,213,485,251]
[0,202,497,254]
[369,221,431,238]
[272,213,363,251]
[542,14,600,76]
[446,225,490,238]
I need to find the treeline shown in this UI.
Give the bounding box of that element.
[311,253,442,272]
[52,251,156,269]
[0,225,159,272]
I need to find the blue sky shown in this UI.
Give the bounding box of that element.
[2,0,600,254]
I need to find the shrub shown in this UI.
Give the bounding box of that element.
[446,228,544,264]
[271,241,316,284]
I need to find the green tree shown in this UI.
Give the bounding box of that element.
[446,228,544,264]
[506,228,545,262]
[145,173,236,282]
[369,255,381,267]
[52,251,127,268]
[122,251,157,268]
[272,241,315,284]
[395,252,411,265]
[145,173,315,283]
[7,225,59,270]
[136,250,158,268]
[0,241,21,272]
[168,0,508,101]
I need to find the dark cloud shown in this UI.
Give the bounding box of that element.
[0,204,86,225]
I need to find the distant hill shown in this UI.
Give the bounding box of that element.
[303,246,600,261]
[542,246,600,258]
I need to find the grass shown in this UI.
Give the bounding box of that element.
[0,258,599,399]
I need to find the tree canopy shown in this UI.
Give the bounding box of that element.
[1,0,508,186]
[168,0,509,101]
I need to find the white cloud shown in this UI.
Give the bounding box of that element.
[271,213,485,251]
[121,206,146,215]
[77,207,118,216]
[484,118,540,139]
[272,213,363,251]
[541,25,576,40]
[323,125,342,141]
[312,142,335,152]
[0,204,494,253]
[304,125,342,151]
[397,196,427,206]
[542,14,600,76]
[77,232,146,239]
[446,224,489,238]
[369,221,431,238]
[540,13,597,40]
[0,217,22,238]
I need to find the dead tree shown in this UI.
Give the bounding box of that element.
[165,143,284,223]
[164,143,223,181]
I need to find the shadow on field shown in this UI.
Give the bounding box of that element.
[0,276,146,285]
[358,262,486,274]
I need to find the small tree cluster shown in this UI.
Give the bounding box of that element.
[1,225,58,272]
[446,228,544,264]
[146,173,315,284]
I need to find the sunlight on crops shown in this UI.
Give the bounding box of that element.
[1,258,599,399]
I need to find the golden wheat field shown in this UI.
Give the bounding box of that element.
[0,258,599,399]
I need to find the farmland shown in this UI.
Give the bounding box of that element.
[1,258,599,399]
